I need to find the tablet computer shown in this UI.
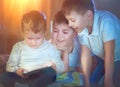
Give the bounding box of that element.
[23,67,51,76]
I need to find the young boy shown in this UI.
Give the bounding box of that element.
[0,10,64,87]
[61,0,120,87]
[51,10,84,86]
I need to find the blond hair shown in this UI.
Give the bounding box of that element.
[21,10,46,33]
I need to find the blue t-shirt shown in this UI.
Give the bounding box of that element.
[69,36,81,67]
[78,10,120,61]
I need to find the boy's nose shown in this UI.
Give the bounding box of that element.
[31,40,36,45]
[57,33,64,41]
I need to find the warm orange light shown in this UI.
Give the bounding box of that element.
[3,0,43,34]
[3,0,42,20]
[3,0,52,40]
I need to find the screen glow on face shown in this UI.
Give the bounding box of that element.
[24,31,44,48]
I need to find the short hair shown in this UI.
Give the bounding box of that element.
[53,10,68,26]
[61,0,94,15]
[21,10,46,33]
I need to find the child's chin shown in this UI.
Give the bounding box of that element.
[30,46,39,48]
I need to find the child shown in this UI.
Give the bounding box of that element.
[51,10,84,86]
[61,0,120,87]
[0,10,64,87]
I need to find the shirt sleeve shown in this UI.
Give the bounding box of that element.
[101,13,120,42]
[6,42,22,72]
[48,45,65,74]
[78,34,88,46]
[78,28,90,46]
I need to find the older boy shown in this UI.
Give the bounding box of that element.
[0,10,64,87]
[61,0,120,87]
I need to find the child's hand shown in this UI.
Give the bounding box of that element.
[43,61,56,70]
[44,61,53,67]
[16,68,28,78]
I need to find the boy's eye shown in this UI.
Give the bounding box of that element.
[53,29,58,32]
[69,19,76,22]
[28,37,33,40]
[63,31,69,34]
[63,32,68,34]
[71,20,75,22]
[53,30,57,32]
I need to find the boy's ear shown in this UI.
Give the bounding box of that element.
[86,10,93,19]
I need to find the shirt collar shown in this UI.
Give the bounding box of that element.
[78,28,89,37]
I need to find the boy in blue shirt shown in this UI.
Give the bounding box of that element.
[51,10,83,86]
[61,0,120,87]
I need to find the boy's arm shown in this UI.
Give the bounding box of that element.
[104,40,115,87]
[6,43,21,72]
[46,50,68,73]
[51,39,69,72]
[61,50,69,72]
[81,45,92,87]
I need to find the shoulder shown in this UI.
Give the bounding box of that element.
[94,10,120,31]
[10,41,25,52]
[74,36,81,49]
[12,41,26,50]
[72,36,81,54]
[13,41,24,47]
[95,10,120,22]
[74,36,80,45]
[94,10,120,41]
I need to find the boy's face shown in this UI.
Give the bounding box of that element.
[24,30,45,48]
[52,23,75,49]
[65,11,89,33]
